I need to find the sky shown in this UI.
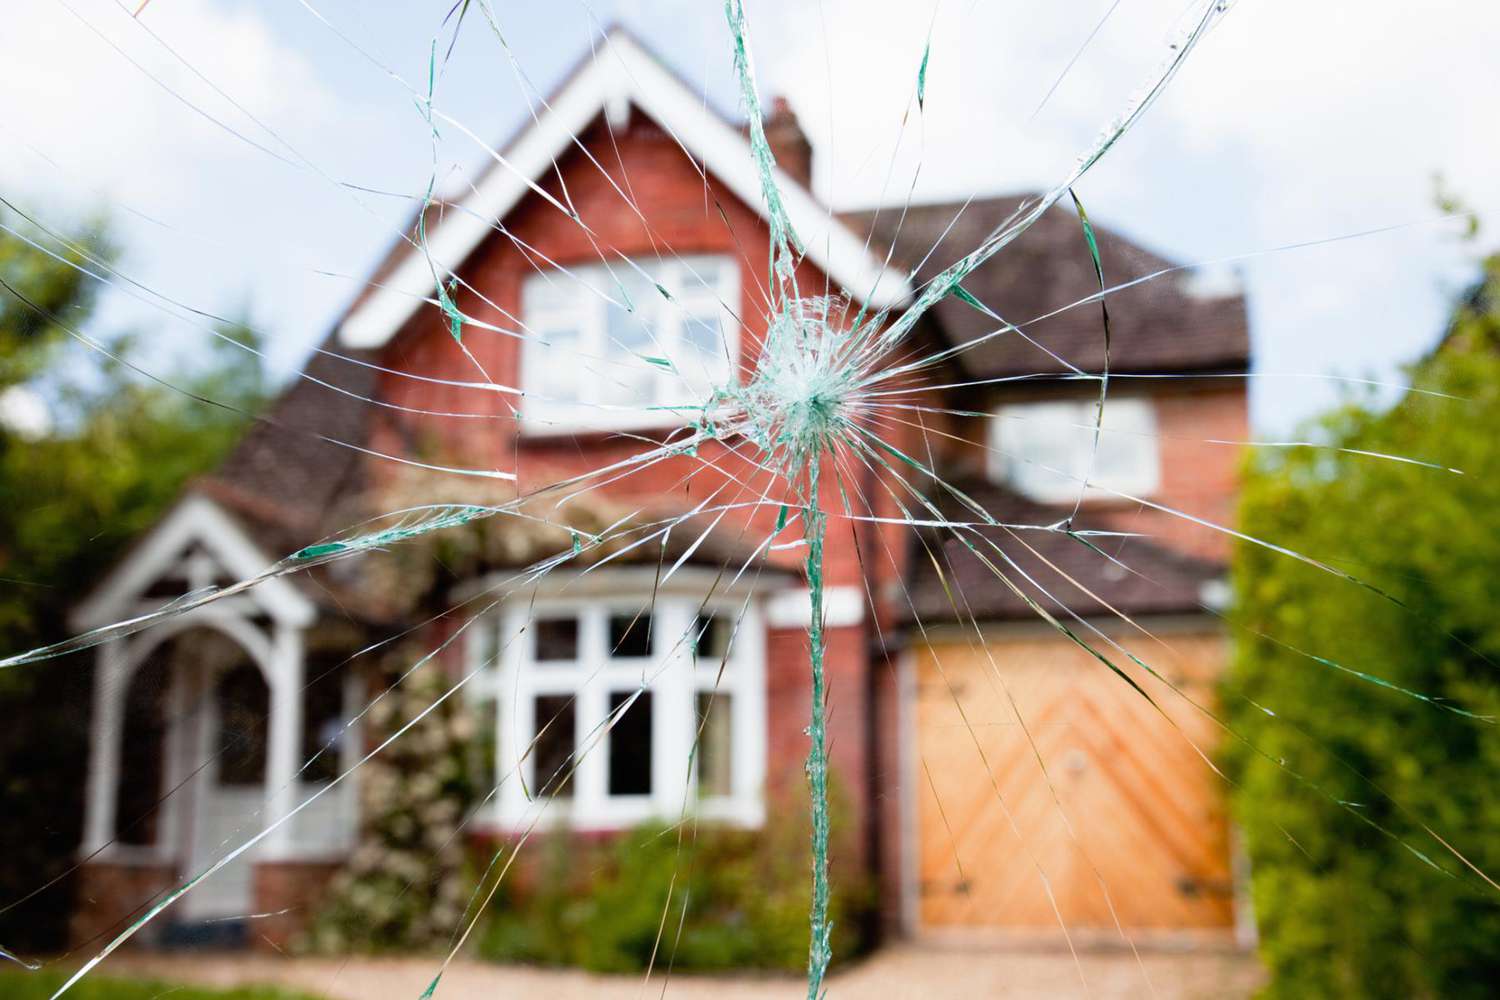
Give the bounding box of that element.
[2,0,1497,433]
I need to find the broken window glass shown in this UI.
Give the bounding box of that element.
[2,2,1495,996]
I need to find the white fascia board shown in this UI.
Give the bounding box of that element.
[338,31,912,350]
[71,493,316,631]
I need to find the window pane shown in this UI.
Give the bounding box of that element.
[300,656,347,785]
[604,302,659,407]
[1092,398,1159,494]
[695,692,733,798]
[215,661,270,787]
[532,695,575,800]
[529,324,582,405]
[606,300,653,355]
[115,657,168,846]
[468,696,498,800]
[472,614,499,672]
[608,691,653,797]
[682,308,725,359]
[678,308,731,400]
[608,612,653,658]
[533,616,578,662]
[695,613,733,663]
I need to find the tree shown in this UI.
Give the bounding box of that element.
[0,213,104,395]
[1227,252,1500,997]
[0,210,269,952]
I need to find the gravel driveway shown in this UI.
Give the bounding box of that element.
[110,944,1262,999]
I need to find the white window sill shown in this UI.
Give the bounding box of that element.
[474,796,765,835]
[515,411,705,439]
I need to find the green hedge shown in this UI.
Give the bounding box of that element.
[477,813,871,974]
[1226,258,1500,998]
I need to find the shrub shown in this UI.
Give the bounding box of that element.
[301,655,477,954]
[477,798,871,973]
[1225,256,1500,998]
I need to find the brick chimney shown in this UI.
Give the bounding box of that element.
[763,96,813,191]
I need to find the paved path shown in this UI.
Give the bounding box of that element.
[111,945,1263,999]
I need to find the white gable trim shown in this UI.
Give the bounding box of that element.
[338,30,912,350]
[71,493,316,631]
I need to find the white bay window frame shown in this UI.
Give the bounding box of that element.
[466,580,766,832]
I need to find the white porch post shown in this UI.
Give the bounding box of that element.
[82,638,127,855]
[262,623,304,857]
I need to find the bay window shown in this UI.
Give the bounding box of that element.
[467,586,765,831]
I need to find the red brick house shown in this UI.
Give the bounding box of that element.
[70,28,1250,951]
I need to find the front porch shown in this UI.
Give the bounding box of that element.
[71,495,360,950]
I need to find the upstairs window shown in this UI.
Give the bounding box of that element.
[521,256,739,430]
[988,397,1159,503]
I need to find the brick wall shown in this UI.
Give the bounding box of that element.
[250,860,342,952]
[945,380,1250,564]
[1104,382,1249,562]
[70,861,175,951]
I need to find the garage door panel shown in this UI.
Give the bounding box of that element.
[915,631,1234,932]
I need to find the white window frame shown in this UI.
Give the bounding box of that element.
[519,255,740,434]
[988,396,1160,503]
[466,586,766,832]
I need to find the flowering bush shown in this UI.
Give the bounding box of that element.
[302,651,477,954]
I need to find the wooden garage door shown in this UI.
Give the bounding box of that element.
[914,628,1235,934]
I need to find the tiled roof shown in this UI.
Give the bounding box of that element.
[200,338,378,556]
[899,476,1222,625]
[842,195,1250,379]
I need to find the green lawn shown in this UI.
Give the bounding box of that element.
[0,967,325,1000]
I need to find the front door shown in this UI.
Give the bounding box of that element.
[179,657,268,921]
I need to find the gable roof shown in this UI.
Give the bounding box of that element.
[843,197,1250,380]
[70,493,316,632]
[338,27,913,350]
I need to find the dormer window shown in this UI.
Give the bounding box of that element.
[520,255,739,431]
[988,397,1160,502]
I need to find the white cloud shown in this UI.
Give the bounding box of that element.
[0,1,337,216]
